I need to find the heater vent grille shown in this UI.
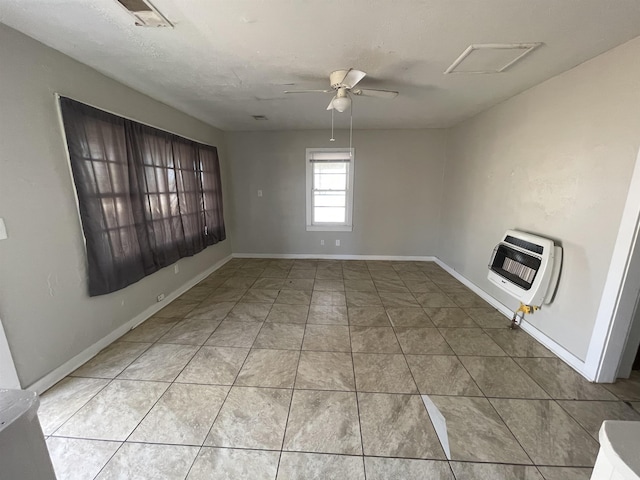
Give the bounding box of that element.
[504,235,544,254]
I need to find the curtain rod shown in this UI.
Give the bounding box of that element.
[54,93,219,149]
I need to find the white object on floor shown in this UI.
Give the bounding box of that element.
[421,395,451,459]
[591,420,640,479]
[0,389,56,479]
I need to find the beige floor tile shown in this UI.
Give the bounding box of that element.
[253,323,305,350]
[118,343,199,382]
[158,318,221,345]
[47,437,120,480]
[207,288,248,303]
[39,377,109,435]
[187,447,279,480]
[424,307,478,328]
[71,342,150,379]
[406,355,482,396]
[353,353,418,393]
[252,278,285,290]
[347,306,391,326]
[395,327,454,354]
[428,395,531,464]
[55,380,169,441]
[490,398,599,466]
[557,400,640,439]
[460,356,550,399]
[515,358,617,400]
[374,279,410,293]
[277,452,364,480]
[344,279,376,291]
[118,317,179,343]
[365,457,454,480]
[295,351,355,391]
[240,288,280,304]
[603,370,640,401]
[386,307,434,327]
[484,328,555,357]
[96,443,199,480]
[302,325,351,352]
[176,346,249,384]
[283,390,362,455]
[439,328,507,356]
[266,304,309,324]
[154,299,200,318]
[537,466,593,480]
[464,307,512,328]
[129,383,229,445]
[350,326,401,353]
[185,301,235,321]
[226,302,272,322]
[311,291,347,306]
[283,278,315,291]
[206,387,292,449]
[346,291,383,307]
[450,462,543,479]
[313,279,345,291]
[235,348,300,388]
[358,393,445,459]
[276,289,312,305]
[307,305,348,325]
[414,292,457,308]
[205,321,262,347]
[379,292,420,307]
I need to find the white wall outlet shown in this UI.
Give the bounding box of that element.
[320,239,324,246]
[0,218,7,240]
[257,190,263,197]
[335,239,340,246]
[174,263,179,274]
[157,293,165,302]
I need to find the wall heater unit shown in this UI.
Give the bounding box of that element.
[488,230,562,307]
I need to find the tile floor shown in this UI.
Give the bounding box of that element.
[38,259,640,480]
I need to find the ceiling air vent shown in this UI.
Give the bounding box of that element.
[252,115,268,121]
[444,43,542,74]
[115,0,173,27]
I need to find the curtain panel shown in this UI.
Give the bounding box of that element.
[59,97,226,296]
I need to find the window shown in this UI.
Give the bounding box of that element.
[59,97,226,296]
[306,148,354,232]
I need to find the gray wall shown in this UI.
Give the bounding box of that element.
[0,25,232,387]
[439,36,640,360]
[226,129,447,256]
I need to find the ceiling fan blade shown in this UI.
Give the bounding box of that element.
[341,69,367,89]
[284,89,334,94]
[353,88,399,99]
[326,97,336,110]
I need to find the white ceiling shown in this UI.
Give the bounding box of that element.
[2,0,640,131]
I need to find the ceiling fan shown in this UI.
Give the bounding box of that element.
[284,69,399,112]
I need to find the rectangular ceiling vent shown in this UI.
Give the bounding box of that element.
[115,0,173,28]
[444,43,542,74]
[252,115,268,121]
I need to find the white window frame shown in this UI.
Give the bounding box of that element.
[305,147,355,232]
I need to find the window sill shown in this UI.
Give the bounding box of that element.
[306,225,353,232]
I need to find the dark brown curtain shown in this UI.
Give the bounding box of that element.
[60,97,226,296]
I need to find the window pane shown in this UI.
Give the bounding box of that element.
[313,162,347,174]
[314,172,346,190]
[313,191,346,207]
[314,206,346,223]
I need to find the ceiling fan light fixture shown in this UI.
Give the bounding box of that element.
[331,95,351,112]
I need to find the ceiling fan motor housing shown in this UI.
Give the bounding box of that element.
[330,70,352,89]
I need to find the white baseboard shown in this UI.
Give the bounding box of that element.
[433,259,591,381]
[233,253,437,261]
[26,254,233,394]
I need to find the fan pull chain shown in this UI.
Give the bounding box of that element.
[349,100,353,156]
[330,108,335,142]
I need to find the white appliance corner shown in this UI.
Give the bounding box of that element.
[25,254,233,394]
